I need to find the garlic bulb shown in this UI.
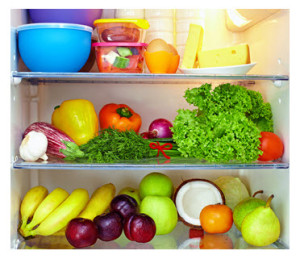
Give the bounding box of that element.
[19,131,48,162]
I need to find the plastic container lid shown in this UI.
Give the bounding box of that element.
[92,42,148,47]
[93,18,150,29]
[16,23,93,32]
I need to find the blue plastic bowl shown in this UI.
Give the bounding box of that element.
[17,23,93,72]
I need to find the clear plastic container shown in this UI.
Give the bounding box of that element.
[115,9,145,19]
[146,17,174,32]
[145,9,174,18]
[94,18,149,43]
[93,42,147,73]
[145,31,174,45]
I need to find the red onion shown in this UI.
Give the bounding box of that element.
[23,122,75,158]
[148,118,173,138]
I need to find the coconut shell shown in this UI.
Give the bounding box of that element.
[173,178,226,228]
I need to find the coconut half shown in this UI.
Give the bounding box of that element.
[174,179,225,228]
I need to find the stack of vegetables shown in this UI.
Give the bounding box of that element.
[19,83,284,164]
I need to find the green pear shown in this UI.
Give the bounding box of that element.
[233,190,266,231]
[241,195,280,247]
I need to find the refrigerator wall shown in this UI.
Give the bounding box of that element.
[10,9,290,249]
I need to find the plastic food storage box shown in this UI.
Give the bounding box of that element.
[93,42,147,73]
[93,18,149,43]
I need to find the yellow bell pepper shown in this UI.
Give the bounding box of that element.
[51,99,99,146]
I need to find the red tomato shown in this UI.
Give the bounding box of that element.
[258,132,284,161]
[200,204,233,234]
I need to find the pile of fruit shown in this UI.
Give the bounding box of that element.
[18,172,281,249]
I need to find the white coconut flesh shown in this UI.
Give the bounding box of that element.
[175,180,224,227]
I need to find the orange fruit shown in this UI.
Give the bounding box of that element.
[200,204,233,234]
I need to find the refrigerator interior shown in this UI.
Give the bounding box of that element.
[10,9,290,250]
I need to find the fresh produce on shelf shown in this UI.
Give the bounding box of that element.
[241,195,280,246]
[199,204,233,234]
[118,187,141,206]
[18,174,282,248]
[24,188,89,237]
[233,190,266,231]
[124,213,156,243]
[141,118,173,139]
[65,218,98,248]
[171,83,274,163]
[78,183,116,221]
[258,131,284,161]
[51,99,99,146]
[139,172,174,200]
[213,176,250,210]
[140,196,178,235]
[23,188,69,234]
[94,211,123,241]
[110,194,138,219]
[22,122,76,159]
[19,186,48,235]
[60,128,180,163]
[99,103,142,133]
[19,131,48,162]
[174,179,225,228]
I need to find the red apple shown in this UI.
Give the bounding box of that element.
[124,213,156,243]
[65,218,98,248]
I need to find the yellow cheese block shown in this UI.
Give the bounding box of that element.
[180,24,204,69]
[197,44,251,68]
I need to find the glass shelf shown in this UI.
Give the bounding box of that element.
[13,157,289,170]
[11,71,289,85]
[14,222,287,249]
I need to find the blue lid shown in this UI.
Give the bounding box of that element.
[17,23,93,33]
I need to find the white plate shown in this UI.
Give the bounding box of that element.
[180,63,256,75]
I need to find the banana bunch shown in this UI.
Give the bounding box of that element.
[53,183,116,236]
[19,183,116,238]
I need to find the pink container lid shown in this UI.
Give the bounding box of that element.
[92,42,148,47]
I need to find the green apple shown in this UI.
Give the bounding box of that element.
[118,187,141,206]
[139,172,174,200]
[140,196,178,235]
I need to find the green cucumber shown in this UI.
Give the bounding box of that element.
[117,47,133,57]
[113,56,130,69]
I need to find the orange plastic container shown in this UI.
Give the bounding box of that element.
[145,51,180,73]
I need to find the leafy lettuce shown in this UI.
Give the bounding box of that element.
[171,83,273,163]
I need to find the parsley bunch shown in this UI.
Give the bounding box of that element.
[171,83,274,163]
[60,128,180,163]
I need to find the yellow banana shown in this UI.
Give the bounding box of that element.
[19,186,48,234]
[78,183,116,220]
[53,184,115,237]
[24,187,69,233]
[27,188,89,237]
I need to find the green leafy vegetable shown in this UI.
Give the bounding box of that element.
[171,83,274,163]
[60,128,180,163]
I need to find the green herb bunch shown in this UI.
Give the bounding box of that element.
[60,128,180,163]
[171,83,274,163]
